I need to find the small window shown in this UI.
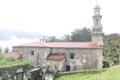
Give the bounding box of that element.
[95,19,99,25]
[31,51,34,55]
[70,53,74,59]
[117,45,119,48]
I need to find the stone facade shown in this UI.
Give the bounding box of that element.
[47,59,65,72]
[50,48,102,70]
[13,47,50,66]
[13,46,103,72]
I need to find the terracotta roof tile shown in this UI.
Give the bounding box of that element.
[14,42,99,49]
[6,51,22,59]
[47,55,64,60]
[47,42,99,48]
[14,42,47,47]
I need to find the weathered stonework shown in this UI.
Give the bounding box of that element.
[13,47,103,72]
[47,59,65,72]
[13,47,50,66]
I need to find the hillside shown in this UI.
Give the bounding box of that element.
[56,65,120,80]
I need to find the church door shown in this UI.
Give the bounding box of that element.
[66,65,70,71]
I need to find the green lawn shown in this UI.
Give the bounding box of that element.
[56,65,120,80]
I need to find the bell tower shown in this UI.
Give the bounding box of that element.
[91,2,104,46]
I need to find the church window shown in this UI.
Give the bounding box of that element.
[70,53,74,59]
[31,51,34,55]
[117,45,119,49]
[95,19,99,25]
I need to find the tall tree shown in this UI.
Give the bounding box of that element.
[103,33,120,67]
[71,27,91,42]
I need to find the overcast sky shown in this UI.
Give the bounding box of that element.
[0,0,120,47]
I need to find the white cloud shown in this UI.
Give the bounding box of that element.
[0,36,37,48]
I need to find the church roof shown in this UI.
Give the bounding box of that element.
[47,55,64,60]
[14,41,100,49]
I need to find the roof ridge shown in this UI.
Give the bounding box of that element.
[14,41,99,49]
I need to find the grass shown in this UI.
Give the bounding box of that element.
[0,54,31,69]
[55,65,120,80]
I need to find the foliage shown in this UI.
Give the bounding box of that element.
[55,65,120,80]
[61,34,71,42]
[71,27,91,42]
[48,36,57,42]
[47,27,91,42]
[103,34,120,67]
[0,54,31,69]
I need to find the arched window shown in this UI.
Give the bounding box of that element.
[95,19,99,25]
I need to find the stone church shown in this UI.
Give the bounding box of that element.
[12,4,104,72]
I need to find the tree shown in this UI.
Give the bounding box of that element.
[61,34,71,42]
[71,27,91,42]
[48,36,61,42]
[103,34,120,67]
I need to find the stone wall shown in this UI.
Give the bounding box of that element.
[13,47,103,71]
[50,48,102,71]
[13,47,50,67]
[47,59,65,72]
